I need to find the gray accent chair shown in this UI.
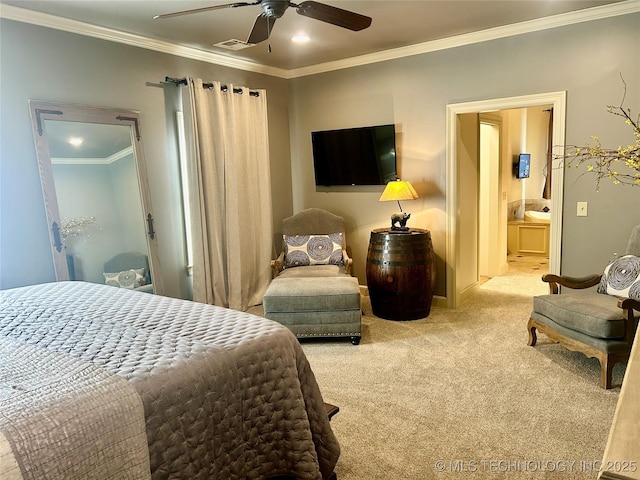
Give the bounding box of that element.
[263,208,362,345]
[528,225,640,388]
[103,252,153,293]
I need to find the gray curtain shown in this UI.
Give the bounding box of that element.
[186,78,273,310]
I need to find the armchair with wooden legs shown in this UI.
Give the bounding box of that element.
[528,225,640,389]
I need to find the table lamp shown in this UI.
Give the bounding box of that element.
[378,179,419,232]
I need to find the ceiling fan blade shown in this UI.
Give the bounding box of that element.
[154,1,259,20]
[296,1,371,31]
[247,14,276,44]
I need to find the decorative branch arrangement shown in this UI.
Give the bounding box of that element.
[558,78,639,190]
[61,216,98,241]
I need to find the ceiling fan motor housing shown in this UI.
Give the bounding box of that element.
[261,0,290,18]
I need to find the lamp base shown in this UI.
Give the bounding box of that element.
[389,226,411,234]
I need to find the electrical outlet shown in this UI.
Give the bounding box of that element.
[577,201,588,217]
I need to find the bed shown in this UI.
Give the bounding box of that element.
[0,281,340,480]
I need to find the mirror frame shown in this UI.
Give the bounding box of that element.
[28,100,164,294]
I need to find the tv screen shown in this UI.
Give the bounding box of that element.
[516,153,530,179]
[311,124,397,186]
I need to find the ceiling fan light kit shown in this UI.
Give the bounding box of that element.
[155,0,372,47]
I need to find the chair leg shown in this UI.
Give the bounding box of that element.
[527,318,538,347]
[600,355,614,389]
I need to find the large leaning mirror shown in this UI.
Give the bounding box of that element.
[29,100,163,295]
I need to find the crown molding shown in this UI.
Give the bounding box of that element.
[287,0,640,78]
[0,3,290,78]
[51,146,134,165]
[1,1,638,80]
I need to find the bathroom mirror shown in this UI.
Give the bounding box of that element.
[29,100,163,294]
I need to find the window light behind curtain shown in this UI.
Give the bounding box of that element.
[182,78,273,311]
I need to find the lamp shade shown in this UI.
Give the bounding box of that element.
[378,180,419,202]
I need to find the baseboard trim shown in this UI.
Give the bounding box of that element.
[360,285,447,309]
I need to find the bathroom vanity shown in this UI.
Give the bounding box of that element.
[507,212,550,256]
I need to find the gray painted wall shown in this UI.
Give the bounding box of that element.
[289,13,640,294]
[1,13,639,301]
[0,19,292,298]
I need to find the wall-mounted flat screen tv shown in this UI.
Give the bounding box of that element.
[515,153,531,179]
[311,124,397,186]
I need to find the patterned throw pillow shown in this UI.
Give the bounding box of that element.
[597,255,640,300]
[103,268,147,289]
[284,233,344,268]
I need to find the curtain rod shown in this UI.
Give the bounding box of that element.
[164,76,260,97]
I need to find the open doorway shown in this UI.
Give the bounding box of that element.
[445,91,566,308]
[479,107,553,283]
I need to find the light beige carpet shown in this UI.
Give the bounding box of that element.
[255,270,625,479]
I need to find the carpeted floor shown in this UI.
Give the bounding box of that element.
[253,264,625,480]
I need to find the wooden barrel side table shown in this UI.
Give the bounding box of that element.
[365,228,436,321]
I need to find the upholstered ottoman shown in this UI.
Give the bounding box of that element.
[263,275,361,345]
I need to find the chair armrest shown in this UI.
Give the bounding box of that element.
[619,297,640,313]
[618,297,640,343]
[133,283,154,294]
[271,252,285,278]
[542,273,602,294]
[343,249,353,275]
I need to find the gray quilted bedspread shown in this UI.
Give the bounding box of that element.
[0,336,151,480]
[0,281,340,479]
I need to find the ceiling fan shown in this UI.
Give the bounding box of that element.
[154,0,372,45]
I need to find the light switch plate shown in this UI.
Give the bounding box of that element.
[577,201,588,217]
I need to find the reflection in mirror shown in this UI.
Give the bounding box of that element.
[47,120,148,284]
[29,101,162,294]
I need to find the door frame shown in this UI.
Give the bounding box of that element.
[445,91,566,308]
